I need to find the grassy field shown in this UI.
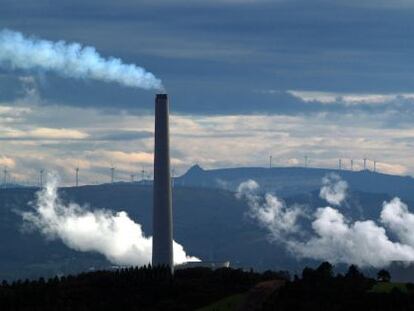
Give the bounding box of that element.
[370,282,408,293]
[197,293,246,311]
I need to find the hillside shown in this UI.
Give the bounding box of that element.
[0,179,409,281]
[176,165,414,200]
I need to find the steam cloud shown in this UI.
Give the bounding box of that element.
[319,173,348,206]
[236,180,305,240]
[22,174,199,266]
[237,175,414,268]
[0,29,163,90]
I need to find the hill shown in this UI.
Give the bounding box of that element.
[176,165,414,200]
[0,180,409,281]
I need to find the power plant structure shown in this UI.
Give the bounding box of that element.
[152,93,174,272]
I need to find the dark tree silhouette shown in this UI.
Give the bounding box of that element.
[345,264,364,280]
[0,266,289,311]
[377,269,391,282]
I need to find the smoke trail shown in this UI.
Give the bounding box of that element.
[0,29,163,90]
[319,173,348,206]
[22,173,199,266]
[237,174,414,268]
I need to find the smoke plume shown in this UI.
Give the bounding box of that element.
[0,29,163,90]
[22,173,199,266]
[237,174,414,268]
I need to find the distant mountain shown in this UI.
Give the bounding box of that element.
[176,165,414,201]
[0,182,408,281]
[0,183,29,189]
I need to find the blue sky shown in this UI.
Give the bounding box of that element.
[0,0,414,184]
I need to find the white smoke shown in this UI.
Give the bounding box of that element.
[319,173,348,206]
[22,173,199,266]
[237,175,414,268]
[0,29,163,90]
[237,180,305,240]
[289,207,414,267]
[380,198,414,246]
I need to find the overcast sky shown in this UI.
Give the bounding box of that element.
[1,0,414,185]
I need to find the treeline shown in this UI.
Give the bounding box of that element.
[0,265,287,311]
[263,262,414,311]
[2,262,413,311]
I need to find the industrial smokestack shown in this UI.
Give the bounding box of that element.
[152,94,174,272]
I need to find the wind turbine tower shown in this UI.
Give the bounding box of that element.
[110,166,115,184]
[304,155,308,168]
[374,160,377,173]
[351,159,354,171]
[75,167,79,187]
[269,155,272,169]
[3,167,7,187]
[363,158,367,170]
[40,169,44,188]
[339,158,342,170]
[141,168,145,185]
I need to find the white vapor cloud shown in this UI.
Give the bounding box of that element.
[290,207,414,268]
[0,29,163,90]
[22,173,199,266]
[380,198,414,246]
[319,173,348,206]
[237,179,306,240]
[288,90,414,106]
[237,175,414,268]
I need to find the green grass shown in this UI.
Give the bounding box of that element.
[197,293,246,311]
[370,282,408,293]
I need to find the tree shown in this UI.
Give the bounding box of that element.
[316,262,333,279]
[377,269,391,282]
[345,265,364,280]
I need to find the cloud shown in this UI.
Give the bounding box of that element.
[289,206,414,268]
[288,90,414,106]
[93,130,152,141]
[29,128,89,139]
[1,110,412,185]
[236,179,305,240]
[0,155,15,168]
[0,90,413,186]
[22,173,199,266]
[380,198,414,246]
[0,127,89,140]
[237,175,414,267]
[319,173,348,206]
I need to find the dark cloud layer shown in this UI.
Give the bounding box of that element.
[1,0,414,115]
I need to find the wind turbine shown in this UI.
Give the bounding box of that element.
[110,163,115,184]
[141,168,146,185]
[40,169,45,188]
[3,167,7,187]
[75,167,79,187]
[351,159,354,171]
